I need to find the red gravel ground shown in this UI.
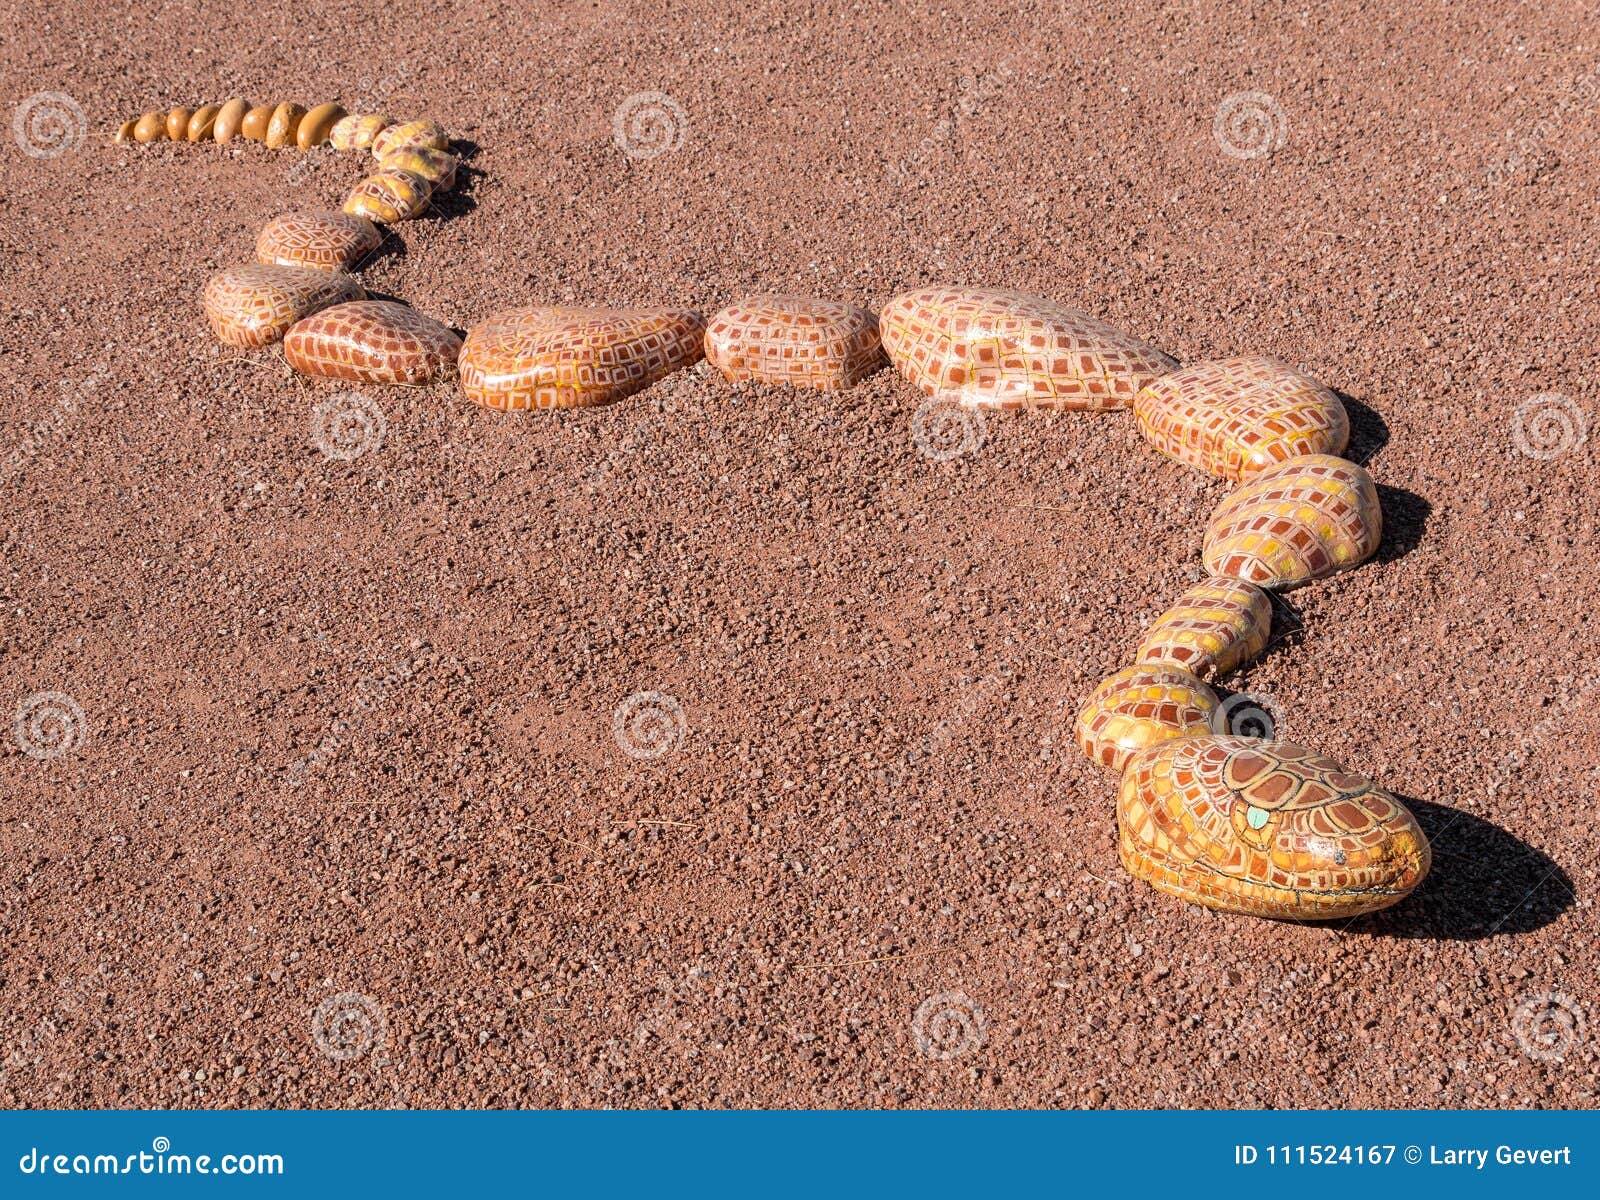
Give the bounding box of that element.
[2,1,1597,1108]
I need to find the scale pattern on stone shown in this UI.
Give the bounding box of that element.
[1075,664,1219,771]
[879,286,1177,410]
[1117,735,1431,918]
[1203,454,1381,589]
[283,301,461,384]
[343,169,431,224]
[255,210,381,272]
[704,295,883,390]
[1135,577,1273,679]
[1134,355,1350,482]
[459,306,707,410]
[202,263,366,348]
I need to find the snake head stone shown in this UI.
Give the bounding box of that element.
[1116,735,1431,920]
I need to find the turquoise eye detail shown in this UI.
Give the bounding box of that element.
[1246,806,1270,830]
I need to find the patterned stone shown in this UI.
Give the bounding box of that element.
[378,146,458,190]
[1118,736,1430,919]
[879,286,1177,410]
[703,295,883,390]
[330,113,392,152]
[1134,355,1350,482]
[459,306,706,411]
[255,210,382,272]
[283,301,461,385]
[372,120,448,159]
[1075,665,1219,771]
[1135,578,1273,680]
[1203,454,1381,590]
[343,170,431,224]
[201,264,366,348]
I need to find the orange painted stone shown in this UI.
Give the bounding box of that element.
[1203,454,1381,590]
[1075,664,1219,771]
[1135,577,1272,680]
[1133,355,1350,482]
[704,294,883,390]
[343,170,431,224]
[879,286,1177,410]
[371,119,448,159]
[202,264,366,348]
[1118,735,1431,918]
[255,210,382,272]
[283,301,461,385]
[458,306,706,411]
[330,113,392,152]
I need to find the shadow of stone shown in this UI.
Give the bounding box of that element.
[1346,796,1573,940]
[1339,392,1390,464]
[1373,482,1430,567]
[353,235,407,272]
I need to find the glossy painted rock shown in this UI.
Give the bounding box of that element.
[1203,454,1382,590]
[1134,355,1350,482]
[459,306,706,411]
[879,286,1177,410]
[343,170,431,224]
[265,102,305,149]
[213,98,250,143]
[330,113,392,152]
[201,264,366,348]
[283,301,461,385]
[378,146,458,190]
[1075,664,1219,771]
[186,104,221,141]
[255,210,382,272]
[1117,735,1430,919]
[704,294,883,390]
[371,119,448,159]
[297,102,346,149]
[1135,577,1273,680]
